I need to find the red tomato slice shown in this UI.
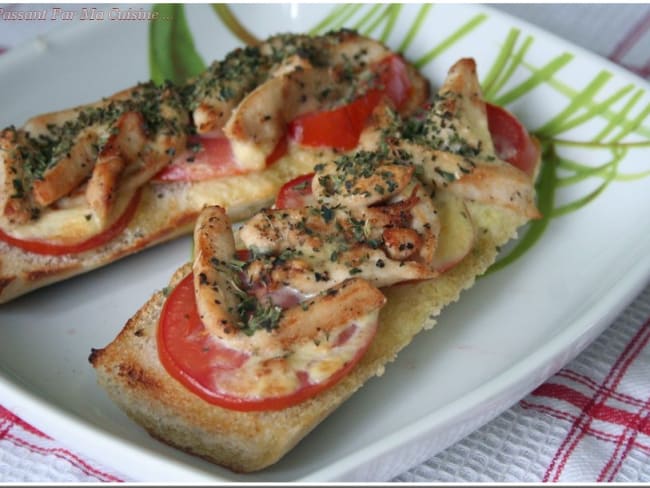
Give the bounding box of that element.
[377,53,412,110]
[155,132,288,183]
[158,273,375,411]
[288,54,411,151]
[153,133,242,182]
[0,190,141,256]
[157,55,410,180]
[486,103,540,177]
[158,273,249,395]
[266,133,288,167]
[274,172,315,209]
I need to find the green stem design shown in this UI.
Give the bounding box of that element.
[611,100,650,142]
[310,4,360,35]
[551,138,650,149]
[364,5,395,37]
[310,4,400,40]
[482,28,520,95]
[398,4,432,53]
[490,35,533,101]
[483,30,534,103]
[380,4,402,43]
[149,4,206,85]
[535,71,613,138]
[539,82,635,139]
[146,4,650,276]
[492,53,573,107]
[551,151,624,217]
[480,21,650,273]
[211,4,259,45]
[595,89,644,142]
[487,143,558,274]
[352,4,383,32]
[414,14,487,69]
[521,59,650,140]
[616,169,650,181]
[556,152,624,186]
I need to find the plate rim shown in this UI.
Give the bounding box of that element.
[1,3,650,482]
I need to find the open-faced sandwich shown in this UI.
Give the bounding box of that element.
[89,53,542,473]
[0,29,429,303]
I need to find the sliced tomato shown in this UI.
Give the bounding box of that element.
[486,102,540,177]
[158,273,249,396]
[274,172,315,209]
[153,133,242,182]
[288,90,383,151]
[157,55,410,180]
[158,273,375,411]
[154,131,288,183]
[288,54,411,151]
[0,190,141,256]
[376,53,412,110]
[266,133,288,167]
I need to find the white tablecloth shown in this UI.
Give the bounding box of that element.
[1,3,649,482]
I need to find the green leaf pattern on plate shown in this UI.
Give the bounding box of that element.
[149,4,205,85]
[148,4,650,272]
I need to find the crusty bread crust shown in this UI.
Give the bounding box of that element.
[89,200,529,473]
[0,30,432,305]
[0,153,316,304]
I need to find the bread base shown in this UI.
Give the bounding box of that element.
[0,153,317,304]
[89,201,528,473]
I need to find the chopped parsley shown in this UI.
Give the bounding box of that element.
[236,296,283,336]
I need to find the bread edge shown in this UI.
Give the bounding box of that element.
[89,201,529,473]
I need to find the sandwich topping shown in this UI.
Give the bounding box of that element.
[0,29,428,255]
[157,57,542,411]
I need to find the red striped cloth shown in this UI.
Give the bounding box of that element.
[0,406,124,482]
[397,283,650,482]
[1,3,650,482]
[528,319,650,482]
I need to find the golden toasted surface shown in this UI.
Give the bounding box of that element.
[0,30,431,304]
[0,152,316,304]
[90,200,528,473]
[88,52,541,473]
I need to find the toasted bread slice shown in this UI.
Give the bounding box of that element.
[89,200,530,473]
[0,153,318,304]
[0,30,429,304]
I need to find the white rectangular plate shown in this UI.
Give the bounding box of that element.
[1,4,649,482]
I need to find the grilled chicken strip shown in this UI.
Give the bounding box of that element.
[193,205,386,358]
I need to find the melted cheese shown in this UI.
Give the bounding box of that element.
[209,311,379,399]
[186,143,338,218]
[229,139,269,172]
[1,188,134,244]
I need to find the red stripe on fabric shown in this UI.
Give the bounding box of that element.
[551,321,650,481]
[0,405,121,480]
[600,398,650,481]
[0,405,49,438]
[533,383,650,435]
[608,9,650,63]
[6,433,122,482]
[533,383,589,408]
[543,318,650,481]
[520,401,612,438]
[0,418,12,439]
[558,369,647,408]
[521,400,650,455]
[596,322,650,481]
[0,404,16,422]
